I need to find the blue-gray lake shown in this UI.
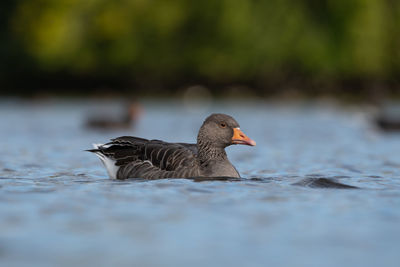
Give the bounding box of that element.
[1,99,399,267]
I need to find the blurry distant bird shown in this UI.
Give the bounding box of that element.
[374,102,400,132]
[86,102,142,130]
[87,113,256,179]
[375,115,400,131]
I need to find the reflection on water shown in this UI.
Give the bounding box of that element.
[0,99,400,267]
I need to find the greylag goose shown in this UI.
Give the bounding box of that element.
[85,102,142,130]
[373,102,400,132]
[376,116,400,131]
[88,113,256,179]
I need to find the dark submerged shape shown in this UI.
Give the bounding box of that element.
[292,178,359,189]
[88,113,256,179]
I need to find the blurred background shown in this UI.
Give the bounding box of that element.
[1,0,399,100]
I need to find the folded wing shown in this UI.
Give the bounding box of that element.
[93,136,200,179]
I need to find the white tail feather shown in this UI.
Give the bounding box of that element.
[92,143,119,179]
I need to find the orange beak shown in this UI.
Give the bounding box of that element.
[232,128,256,146]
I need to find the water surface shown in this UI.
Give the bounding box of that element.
[1,99,400,267]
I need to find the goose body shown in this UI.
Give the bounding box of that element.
[88,114,255,179]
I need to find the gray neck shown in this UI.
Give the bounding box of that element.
[197,139,227,164]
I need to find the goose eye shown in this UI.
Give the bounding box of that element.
[220,123,226,128]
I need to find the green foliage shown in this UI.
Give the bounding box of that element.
[6,0,400,83]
